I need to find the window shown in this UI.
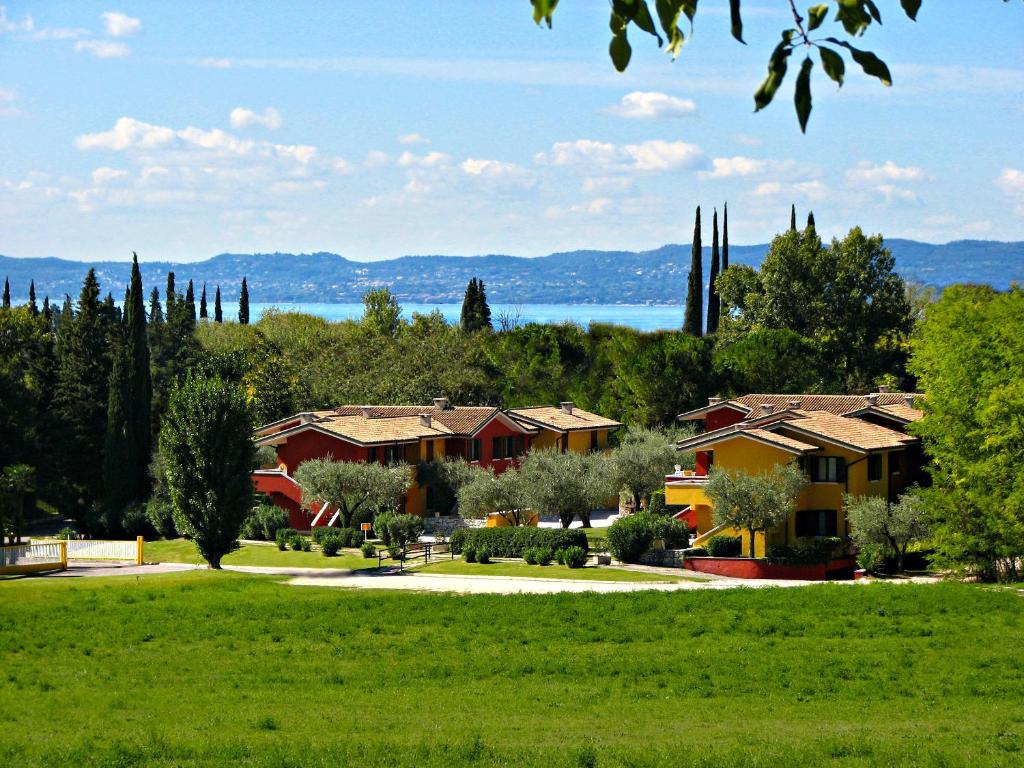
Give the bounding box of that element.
[868,454,883,482]
[492,435,524,460]
[425,440,434,462]
[796,510,838,537]
[590,430,599,451]
[383,445,403,465]
[467,438,482,462]
[809,456,845,483]
[368,447,378,463]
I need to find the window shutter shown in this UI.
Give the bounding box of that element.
[837,459,847,483]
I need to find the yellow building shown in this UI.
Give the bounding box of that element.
[665,393,925,557]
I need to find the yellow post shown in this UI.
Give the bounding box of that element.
[59,541,68,571]
[136,536,144,566]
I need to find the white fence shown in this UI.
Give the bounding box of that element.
[62,539,141,561]
[0,542,66,574]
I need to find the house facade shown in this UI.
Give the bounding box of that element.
[253,398,621,530]
[665,392,926,560]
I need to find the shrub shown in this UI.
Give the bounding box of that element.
[56,526,78,541]
[464,545,477,563]
[300,538,311,552]
[275,528,298,551]
[707,535,743,558]
[120,502,151,538]
[555,548,565,565]
[449,527,588,558]
[563,546,587,568]
[360,542,377,558]
[476,547,491,564]
[389,544,405,561]
[767,537,844,565]
[288,534,304,551]
[145,498,177,539]
[607,512,691,563]
[647,489,667,516]
[350,507,374,532]
[320,534,342,556]
[523,547,538,565]
[535,547,553,566]
[681,547,708,558]
[241,504,289,542]
[381,514,423,548]
[313,526,358,548]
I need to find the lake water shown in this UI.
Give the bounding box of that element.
[250,303,685,333]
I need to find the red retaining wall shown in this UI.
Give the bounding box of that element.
[682,556,857,581]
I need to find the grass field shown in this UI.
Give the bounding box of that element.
[1,574,1022,767]
[413,558,693,583]
[144,539,383,570]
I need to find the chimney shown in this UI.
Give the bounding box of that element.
[432,397,449,410]
[877,385,890,393]
[708,396,722,406]
[560,401,574,415]
[419,413,432,428]
[904,395,916,408]
[299,412,315,424]
[788,399,802,410]
[360,406,373,418]
[760,403,774,415]
[864,394,879,406]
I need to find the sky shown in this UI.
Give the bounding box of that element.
[1,1,1023,263]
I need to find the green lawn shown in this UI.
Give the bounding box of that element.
[145,538,385,570]
[1,575,1022,767]
[414,558,691,583]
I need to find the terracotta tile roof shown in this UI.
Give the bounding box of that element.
[508,406,623,432]
[873,404,924,422]
[771,412,916,452]
[743,429,821,453]
[332,405,500,436]
[316,414,453,444]
[733,393,917,417]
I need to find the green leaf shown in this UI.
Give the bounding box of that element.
[610,30,633,72]
[730,0,745,43]
[807,4,829,31]
[819,46,845,86]
[531,0,559,28]
[795,57,814,133]
[655,0,686,57]
[899,0,922,20]
[864,0,882,24]
[834,1,872,35]
[754,34,794,112]
[633,0,664,44]
[682,0,699,24]
[826,37,892,85]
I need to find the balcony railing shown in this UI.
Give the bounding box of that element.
[665,471,709,485]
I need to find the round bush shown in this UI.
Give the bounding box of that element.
[321,535,342,556]
[562,546,587,568]
[554,548,566,565]
[476,547,491,564]
[607,512,690,563]
[523,548,538,565]
[464,545,477,563]
[535,547,553,566]
[300,537,312,552]
[276,528,298,551]
[361,542,377,558]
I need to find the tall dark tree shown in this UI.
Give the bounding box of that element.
[149,287,163,324]
[2,278,9,308]
[722,202,729,272]
[27,281,38,316]
[790,204,797,232]
[165,272,176,315]
[238,277,250,325]
[807,211,816,230]
[42,296,51,322]
[104,254,152,517]
[707,208,721,335]
[184,280,197,325]
[477,279,492,330]
[460,278,479,331]
[683,205,703,336]
[200,283,208,320]
[214,286,223,323]
[53,269,113,527]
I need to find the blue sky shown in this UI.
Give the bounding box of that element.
[1,1,1023,263]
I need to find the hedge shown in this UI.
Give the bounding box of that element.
[606,513,690,563]
[706,535,742,558]
[449,527,588,558]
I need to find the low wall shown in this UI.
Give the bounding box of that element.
[682,556,857,581]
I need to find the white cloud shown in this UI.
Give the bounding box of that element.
[0,88,14,101]
[397,150,451,168]
[229,106,282,130]
[25,26,89,40]
[197,57,233,69]
[75,39,130,58]
[0,6,33,33]
[607,91,697,119]
[398,133,429,145]
[536,138,705,173]
[91,167,128,184]
[581,176,632,195]
[75,118,176,150]
[699,156,769,179]
[753,179,829,202]
[996,168,1024,215]
[875,184,919,204]
[101,11,141,37]
[846,160,926,184]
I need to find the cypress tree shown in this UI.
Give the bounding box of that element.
[42,296,51,323]
[185,280,197,325]
[214,286,223,323]
[706,208,721,335]
[2,277,9,308]
[149,287,163,324]
[166,272,176,314]
[460,278,479,331]
[54,269,112,528]
[476,279,492,330]
[200,283,208,320]
[683,206,703,336]
[790,204,797,232]
[722,202,729,272]
[104,254,152,516]
[807,211,816,231]
[238,277,249,325]
[28,280,38,315]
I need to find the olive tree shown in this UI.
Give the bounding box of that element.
[159,377,256,569]
[704,462,807,558]
[457,466,532,526]
[607,427,681,513]
[844,491,928,573]
[519,448,613,528]
[294,458,411,529]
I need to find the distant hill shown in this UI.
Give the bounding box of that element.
[1,239,1021,305]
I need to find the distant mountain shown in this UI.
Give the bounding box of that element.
[1,239,1021,305]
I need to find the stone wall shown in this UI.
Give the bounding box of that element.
[638,549,686,568]
[422,516,485,537]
